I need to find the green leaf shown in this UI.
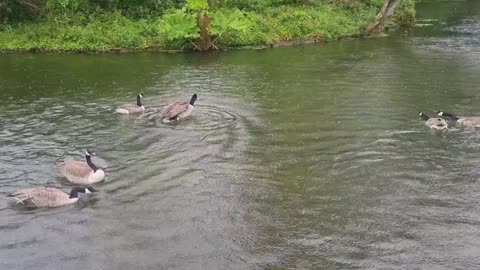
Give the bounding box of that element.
[211,9,251,37]
[186,0,209,11]
[158,10,199,42]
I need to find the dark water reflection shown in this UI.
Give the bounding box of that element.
[2,1,480,269]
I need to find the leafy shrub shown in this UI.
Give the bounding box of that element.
[395,0,415,28]
[186,0,209,11]
[218,11,276,46]
[227,0,296,12]
[0,0,415,51]
[211,8,250,37]
[0,0,45,22]
[45,0,91,18]
[116,0,186,18]
[157,9,198,47]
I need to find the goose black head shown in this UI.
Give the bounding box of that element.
[85,149,97,157]
[419,112,429,121]
[69,187,98,198]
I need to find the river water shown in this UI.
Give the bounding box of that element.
[1,1,480,269]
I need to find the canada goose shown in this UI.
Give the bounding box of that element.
[116,93,145,115]
[58,150,105,184]
[419,112,448,130]
[160,94,197,122]
[437,111,480,127]
[8,186,97,208]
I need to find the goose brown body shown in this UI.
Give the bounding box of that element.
[58,150,105,184]
[419,112,448,130]
[9,187,77,208]
[437,111,480,127]
[58,160,104,184]
[457,117,480,127]
[116,93,145,115]
[116,103,145,115]
[425,118,448,130]
[160,94,197,122]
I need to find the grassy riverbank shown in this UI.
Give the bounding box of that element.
[0,0,415,52]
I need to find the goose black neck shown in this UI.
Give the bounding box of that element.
[137,95,142,106]
[69,188,82,199]
[85,155,98,172]
[441,112,459,120]
[189,94,197,106]
[420,113,429,121]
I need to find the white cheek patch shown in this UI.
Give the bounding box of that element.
[85,189,92,194]
[85,151,90,156]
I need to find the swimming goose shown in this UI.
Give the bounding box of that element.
[58,150,105,184]
[437,111,480,127]
[419,112,448,130]
[116,93,145,115]
[160,94,197,122]
[8,186,96,208]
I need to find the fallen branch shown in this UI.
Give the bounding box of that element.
[366,0,402,33]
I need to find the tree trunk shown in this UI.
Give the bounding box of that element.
[366,0,402,33]
[193,12,213,52]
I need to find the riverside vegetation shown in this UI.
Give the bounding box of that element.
[0,0,415,52]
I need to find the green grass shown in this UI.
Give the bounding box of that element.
[0,1,415,52]
[220,4,379,47]
[0,13,162,51]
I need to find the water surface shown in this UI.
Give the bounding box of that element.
[1,1,480,269]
